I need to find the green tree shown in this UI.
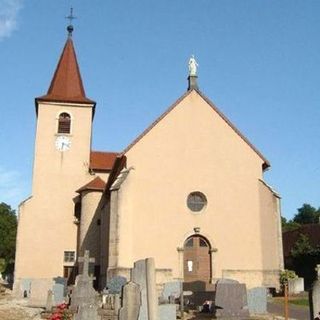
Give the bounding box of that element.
[0,203,17,263]
[293,203,320,224]
[290,233,320,289]
[291,233,313,257]
[281,216,300,232]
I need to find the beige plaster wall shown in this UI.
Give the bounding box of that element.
[79,190,103,262]
[15,101,95,280]
[113,90,280,287]
[258,180,284,288]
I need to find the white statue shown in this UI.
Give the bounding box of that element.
[188,55,198,76]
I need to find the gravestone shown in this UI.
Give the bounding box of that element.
[217,278,239,284]
[29,279,54,307]
[311,265,320,320]
[161,281,182,302]
[53,283,65,305]
[132,258,158,320]
[159,304,177,319]
[119,282,141,320]
[247,287,267,314]
[21,278,32,298]
[45,290,54,312]
[288,277,304,294]
[99,293,121,320]
[107,276,127,294]
[215,282,249,318]
[71,250,99,320]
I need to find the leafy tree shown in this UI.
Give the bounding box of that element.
[291,233,313,257]
[0,202,17,263]
[290,233,320,289]
[281,216,300,232]
[293,203,320,224]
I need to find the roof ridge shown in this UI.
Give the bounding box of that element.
[122,89,270,170]
[122,90,192,154]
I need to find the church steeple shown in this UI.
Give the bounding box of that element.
[36,21,94,104]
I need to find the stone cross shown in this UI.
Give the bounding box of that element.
[78,250,95,277]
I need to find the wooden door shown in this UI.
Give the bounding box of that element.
[183,236,211,283]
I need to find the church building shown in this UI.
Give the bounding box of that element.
[14,25,284,297]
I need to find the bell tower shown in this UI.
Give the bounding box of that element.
[32,24,96,197]
[14,20,96,286]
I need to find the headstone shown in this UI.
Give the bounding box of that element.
[53,283,65,305]
[159,304,177,320]
[100,293,121,320]
[107,276,127,294]
[46,290,54,312]
[217,278,239,284]
[288,277,304,295]
[161,281,182,302]
[131,258,158,320]
[215,282,249,318]
[247,287,267,314]
[29,279,54,307]
[119,282,141,320]
[311,265,320,320]
[71,250,99,320]
[21,279,32,298]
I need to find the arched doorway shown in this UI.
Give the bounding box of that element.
[183,235,211,283]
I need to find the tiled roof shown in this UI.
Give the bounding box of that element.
[122,89,270,170]
[76,176,105,193]
[36,38,95,104]
[90,151,119,172]
[282,224,320,257]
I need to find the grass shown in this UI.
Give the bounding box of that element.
[272,296,309,308]
[288,298,309,307]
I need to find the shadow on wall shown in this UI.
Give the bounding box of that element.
[78,194,108,290]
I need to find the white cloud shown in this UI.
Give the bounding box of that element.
[0,0,23,40]
[0,167,26,210]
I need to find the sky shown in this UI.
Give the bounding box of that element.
[0,0,319,219]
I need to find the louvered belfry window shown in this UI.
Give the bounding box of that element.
[58,112,71,134]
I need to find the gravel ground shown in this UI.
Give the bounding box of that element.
[0,290,43,320]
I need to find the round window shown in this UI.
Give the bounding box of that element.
[187,192,207,212]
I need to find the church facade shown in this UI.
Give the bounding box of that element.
[14,30,284,296]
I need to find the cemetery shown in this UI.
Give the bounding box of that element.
[0,250,317,319]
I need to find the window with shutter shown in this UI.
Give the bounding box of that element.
[58,112,71,134]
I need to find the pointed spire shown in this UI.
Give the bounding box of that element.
[36,10,94,105]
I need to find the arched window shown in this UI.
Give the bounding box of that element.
[58,112,71,134]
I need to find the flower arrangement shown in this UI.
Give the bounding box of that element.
[49,303,72,320]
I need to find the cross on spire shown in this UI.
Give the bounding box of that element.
[65,7,76,36]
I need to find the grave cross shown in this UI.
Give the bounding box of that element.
[78,250,95,277]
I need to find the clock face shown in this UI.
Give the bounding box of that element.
[55,136,71,151]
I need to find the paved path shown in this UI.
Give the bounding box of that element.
[267,301,310,320]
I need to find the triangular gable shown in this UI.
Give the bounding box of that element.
[76,176,105,193]
[122,89,270,170]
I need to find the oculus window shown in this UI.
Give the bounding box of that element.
[187,192,207,212]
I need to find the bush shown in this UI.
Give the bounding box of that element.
[280,269,297,286]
